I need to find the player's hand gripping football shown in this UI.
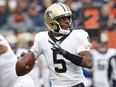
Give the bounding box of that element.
[16,51,35,76]
[48,40,67,55]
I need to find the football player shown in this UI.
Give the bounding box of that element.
[0,34,35,87]
[91,33,116,87]
[16,3,92,87]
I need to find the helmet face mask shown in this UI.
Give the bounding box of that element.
[44,3,72,35]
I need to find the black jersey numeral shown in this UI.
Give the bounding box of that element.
[53,50,67,73]
[97,60,105,70]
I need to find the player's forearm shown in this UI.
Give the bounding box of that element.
[78,51,93,69]
[0,45,8,54]
[63,51,93,69]
[48,40,93,68]
[80,55,93,69]
[63,52,83,66]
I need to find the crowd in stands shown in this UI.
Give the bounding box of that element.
[0,0,116,32]
[0,0,115,47]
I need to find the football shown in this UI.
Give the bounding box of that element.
[16,51,35,76]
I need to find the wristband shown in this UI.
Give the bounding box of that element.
[63,51,83,66]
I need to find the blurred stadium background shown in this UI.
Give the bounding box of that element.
[0,0,115,48]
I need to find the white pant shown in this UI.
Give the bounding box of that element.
[29,63,41,87]
[12,75,35,87]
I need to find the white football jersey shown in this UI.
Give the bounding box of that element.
[30,29,91,87]
[92,48,116,87]
[0,34,35,87]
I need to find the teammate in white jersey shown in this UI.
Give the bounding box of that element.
[0,34,35,87]
[16,3,92,87]
[91,33,116,87]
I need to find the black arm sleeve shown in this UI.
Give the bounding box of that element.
[108,58,112,80]
[63,51,83,66]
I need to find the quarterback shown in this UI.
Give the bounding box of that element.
[16,3,92,87]
[0,34,35,87]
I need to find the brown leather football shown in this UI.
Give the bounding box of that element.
[16,51,35,76]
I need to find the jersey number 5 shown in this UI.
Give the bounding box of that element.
[53,50,67,73]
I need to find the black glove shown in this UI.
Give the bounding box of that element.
[48,40,67,55]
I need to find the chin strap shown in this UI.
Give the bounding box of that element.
[59,28,70,35]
